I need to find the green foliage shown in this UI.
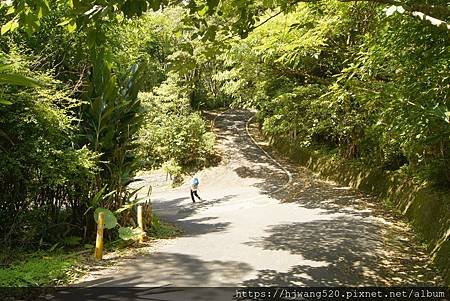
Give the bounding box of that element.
[118,226,145,241]
[107,9,183,91]
[93,208,118,230]
[137,77,216,170]
[80,49,144,197]
[0,50,97,247]
[162,159,183,178]
[62,236,82,247]
[147,215,181,239]
[0,252,78,287]
[87,184,153,243]
[0,0,150,248]
[220,1,450,185]
[1,0,165,36]
[0,3,170,249]
[0,52,43,103]
[0,0,448,280]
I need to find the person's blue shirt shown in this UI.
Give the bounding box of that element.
[191,178,199,191]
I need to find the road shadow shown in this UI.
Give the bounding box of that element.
[49,287,237,301]
[243,216,440,286]
[152,195,238,237]
[214,110,442,286]
[234,165,285,194]
[72,110,442,289]
[76,252,252,288]
[214,110,289,195]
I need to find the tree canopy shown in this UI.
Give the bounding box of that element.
[0,0,448,274]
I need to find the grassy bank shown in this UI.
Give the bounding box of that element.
[273,139,450,285]
[0,214,180,288]
[0,250,82,287]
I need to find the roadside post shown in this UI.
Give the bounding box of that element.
[137,205,144,243]
[95,211,105,260]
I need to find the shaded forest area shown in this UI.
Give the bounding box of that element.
[0,0,449,284]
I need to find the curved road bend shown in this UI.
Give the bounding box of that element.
[77,110,442,290]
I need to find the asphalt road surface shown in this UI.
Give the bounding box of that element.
[76,110,441,295]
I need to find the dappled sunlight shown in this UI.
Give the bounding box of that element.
[77,110,443,287]
[3,0,448,288]
[244,216,439,286]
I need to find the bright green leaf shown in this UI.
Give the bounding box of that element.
[118,226,144,241]
[67,21,77,33]
[197,5,208,17]
[0,99,12,105]
[0,73,42,87]
[57,19,71,26]
[1,19,17,35]
[6,6,15,15]
[94,207,118,229]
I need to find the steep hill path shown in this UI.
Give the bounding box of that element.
[77,110,442,291]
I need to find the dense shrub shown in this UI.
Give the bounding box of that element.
[0,53,96,248]
[137,76,215,173]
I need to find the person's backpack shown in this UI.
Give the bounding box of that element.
[192,178,199,185]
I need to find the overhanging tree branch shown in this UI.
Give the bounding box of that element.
[251,0,304,31]
[339,0,450,30]
[410,11,450,30]
[254,0,450,31]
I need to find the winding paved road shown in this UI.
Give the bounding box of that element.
[76,110,441,296]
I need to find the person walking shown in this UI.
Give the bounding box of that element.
[190,177,203,203]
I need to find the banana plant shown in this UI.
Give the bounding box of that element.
[81,47,144,208]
